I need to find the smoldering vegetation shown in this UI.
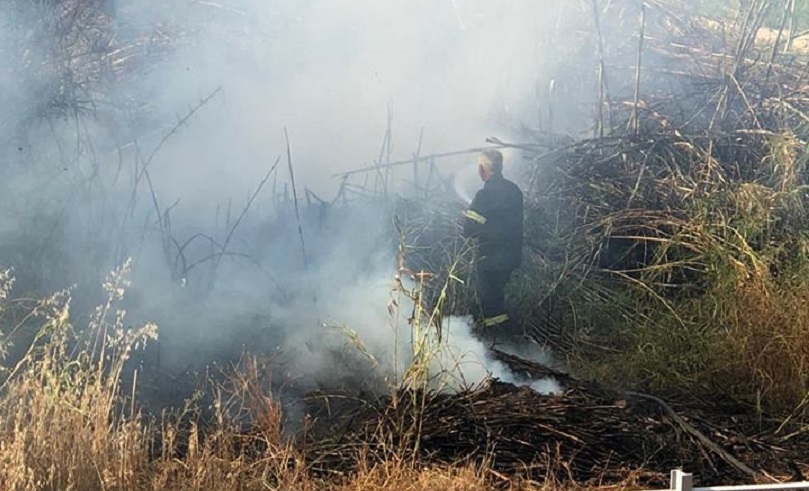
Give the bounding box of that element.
[0,0,560,391]
[4,0,809,490]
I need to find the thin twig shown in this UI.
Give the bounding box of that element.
[131,86,223,209]
[632,2,646,136]
[591,0,613,139]
[766,0,793,79]
[208,155,281,289]
[385,103,393,196]
[785,0,797,53]
[627,391,765,481]
[285,128,308,271]
[333,143,544,178]
[373,119,390,196]
[413,126,425,191]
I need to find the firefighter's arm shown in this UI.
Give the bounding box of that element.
[462,192,488,238]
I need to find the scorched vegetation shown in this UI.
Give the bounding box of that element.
[4,0,809,490]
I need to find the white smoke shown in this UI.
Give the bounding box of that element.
[431,315,560,394]
[269,263,562,396]
[0,0,584,401]
[452,164,478,205]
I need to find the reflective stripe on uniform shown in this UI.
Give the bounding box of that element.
[465,210,487,225]
[483,314,509,327]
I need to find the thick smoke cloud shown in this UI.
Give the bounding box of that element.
[0,0,587,397]
[119,0,560,200]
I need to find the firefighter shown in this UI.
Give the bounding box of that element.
[462,149,524,338]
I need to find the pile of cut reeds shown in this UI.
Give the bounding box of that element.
[300,352,809,486]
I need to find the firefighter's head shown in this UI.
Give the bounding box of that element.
[478,149,503,182]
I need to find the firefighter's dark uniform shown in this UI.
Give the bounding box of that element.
[462,172,523,329]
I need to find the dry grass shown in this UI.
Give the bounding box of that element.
[522,128,809,415]
[0,261,591,491]
[707,273,809,412]
[0,260,156,491]
[334,461,545,491]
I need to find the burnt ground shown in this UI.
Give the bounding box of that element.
[298,350,809,487]
[124,325,809,487]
